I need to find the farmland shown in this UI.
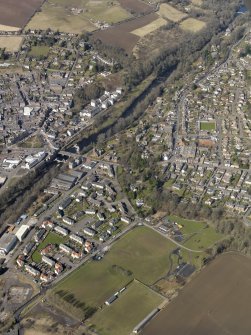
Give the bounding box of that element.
[26,0,132,34]
[93,13,158,52]
[118,0,154,15]
[0,0,44,30]
[158,3,187,22]
[0,37,23,52]
[143,253,251,335]
[32,232,66,263]
[132,17,167,37]
[180,17,206,32]
[90,281,164,335]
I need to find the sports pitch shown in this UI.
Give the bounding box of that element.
[90,280,164,335]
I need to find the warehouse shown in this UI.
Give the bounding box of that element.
[59,197,72,210]
[0,234,17,255]
[16,224,30,242]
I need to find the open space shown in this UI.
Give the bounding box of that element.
[28,46,50,58]
[26,0,132,34]
[200,121,216,131]
[143,253,251,335]
[50,226,176,318]
[180,17,206,33]
[158,3,187,22]
[0,0,44,29]
[90,280,164,335]
[32,232,66,263]
[0,36,23,52]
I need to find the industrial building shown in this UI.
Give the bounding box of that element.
[15,225,30,242]
[0,233,17,255]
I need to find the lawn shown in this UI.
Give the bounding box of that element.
[168,215,206,236]
[28,46,50,58]
[168,215,223,252]
[18,135,44,148]
[200,121,216,131]
[31,232,66,263]
[90,281,164,335]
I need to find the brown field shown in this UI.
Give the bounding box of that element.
[143,253,251,335]
[132,17,167,37]
[0,36,23,52]
[180,17,206,32]
[0,0,44,29]
[118,0,153,14]
[93,12,158,52]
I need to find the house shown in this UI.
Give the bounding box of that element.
[83,227,96,237]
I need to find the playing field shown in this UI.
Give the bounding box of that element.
[180,17,206,33]
[90,281,164,335]
[158,3,187,22]
[143,253,251,335]
[32,232,66,263]
[0,36,23,52]
[200,121,216,131]
[50,226,176,316]
[26,0,131,34]
[132,17,167,37]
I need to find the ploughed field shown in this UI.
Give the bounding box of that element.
[143,253,251,335]
[0,0,44,29]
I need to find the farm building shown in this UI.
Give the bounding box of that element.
[105,294,118,306]
[133,308,159,333]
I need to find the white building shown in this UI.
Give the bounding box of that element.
[16,225,30,242]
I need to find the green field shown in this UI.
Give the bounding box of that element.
[168,215,222,251]
[50,227,175,315]
[28,46,50,58]
[32,232,66,263]
[90,281,164,335]
[200,121,216,131]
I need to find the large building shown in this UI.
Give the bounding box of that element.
[16,224,30,242]
[0,234,17,255]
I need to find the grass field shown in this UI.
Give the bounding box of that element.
[200,121,216,131]
[158,3,187,22]
[168,215,222,251]
[0,36,23,52]
[90,281,164,335]
[28,46,50,58]
[32,232,66,263]
[180,17,206,33]
[132,17,167,37]
[143,253,251,335]
[51,227,176,314]
[192,0,203,5]
[26,0,131,34]
[18,135,44,148]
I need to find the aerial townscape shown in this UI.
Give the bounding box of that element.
[0,0,251,334]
